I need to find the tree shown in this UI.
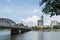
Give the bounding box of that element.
[40,0,60,17]
[53,25,60,29]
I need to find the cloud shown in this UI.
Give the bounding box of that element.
[33,9,39,13]
[6,0,11,2]
[20,15,40,23]
[44,20,51,26]
[44,15,60,26]
[4,9,12,13]
[51,15,60,22]
[32,7,42,14]
[1,8,13,13]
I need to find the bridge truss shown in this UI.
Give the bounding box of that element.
[0,18,16,27]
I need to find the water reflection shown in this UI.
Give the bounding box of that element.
[0,31,60,40]
[0,32,11,40]
[11,31,41,40]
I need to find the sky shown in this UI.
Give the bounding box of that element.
[0,0,60,26]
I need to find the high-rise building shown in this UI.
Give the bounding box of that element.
[41,15,43,25]
[37,15,43,27]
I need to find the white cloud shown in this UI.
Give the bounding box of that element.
[32,7,42,14]
[20,15,40,23]
[33,9,39,13]
[51,15,60,22]
[44,15,60,26]
[3,9,12,13]
[44,20,51,26]
[21,15,60,26]
[43,14,51,25]
[6,0,11,2]
[0,8,13,13]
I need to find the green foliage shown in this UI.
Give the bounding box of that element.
[40,0,60,17]
[32,26,35,29]
[43,26,51,29]
[53,25,60,29]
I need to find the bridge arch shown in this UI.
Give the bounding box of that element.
[0,18,16,26]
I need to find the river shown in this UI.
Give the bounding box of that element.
[0,30,60,40]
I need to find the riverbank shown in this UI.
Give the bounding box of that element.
[32,29,60,32]
[0,29,10,32]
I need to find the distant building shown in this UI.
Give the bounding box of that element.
[37,20,42,27]
[50,20,58,27]
[57,22,60,26]
[37,15,43,27]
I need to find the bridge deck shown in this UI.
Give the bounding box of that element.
[0,26,31,29]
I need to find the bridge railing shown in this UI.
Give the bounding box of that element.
[0,25,32,29]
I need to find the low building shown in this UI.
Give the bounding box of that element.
[37,20,43,27]
[57,22,60,26]
[50,20,58,27]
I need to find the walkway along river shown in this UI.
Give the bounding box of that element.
[0,30,60,40]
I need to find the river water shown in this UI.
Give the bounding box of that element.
[0,30,60,40]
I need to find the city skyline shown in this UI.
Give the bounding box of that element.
[0,0,60,26]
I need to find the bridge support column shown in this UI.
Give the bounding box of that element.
[11,28,19,35]
[21,29,27,33]
[21,29,31,33]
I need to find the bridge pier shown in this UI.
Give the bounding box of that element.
[21,29,31,33]
[11,28,28,34]
[11,28,19,35]
[11,28,31,35]
[21,29,26,33]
